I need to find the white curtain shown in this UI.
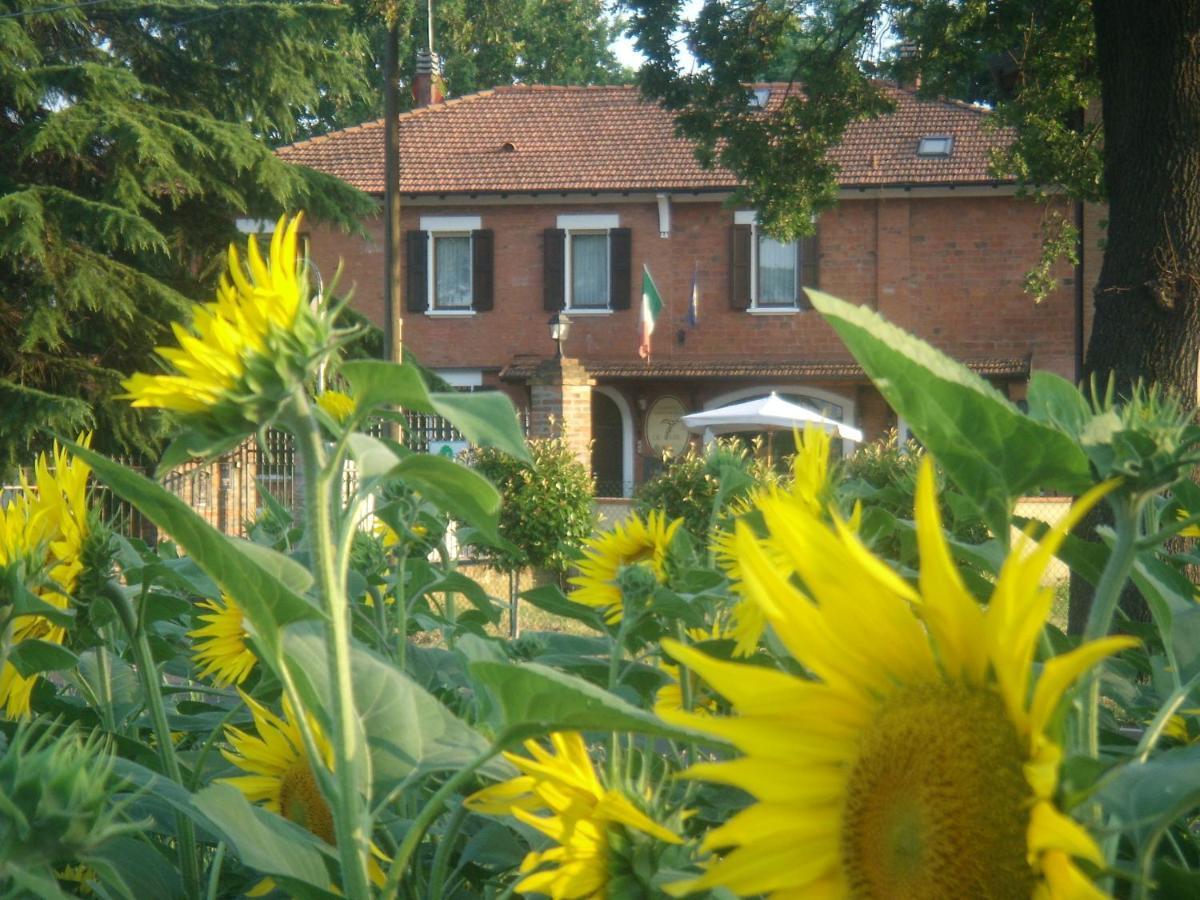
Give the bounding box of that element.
[758,235,796,305]
[435,235,472,308]
[571,233,608,308]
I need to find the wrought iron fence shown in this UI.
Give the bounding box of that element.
[6,408,558,562]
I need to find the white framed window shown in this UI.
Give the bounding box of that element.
[421,216,481,314]
[734,210,811,311]
[558,214,619,312]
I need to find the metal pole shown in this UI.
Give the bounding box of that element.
[383,14,404,441]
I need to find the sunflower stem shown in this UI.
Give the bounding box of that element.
[380,736,510,900]
[1080,495,1141,761]
[102,580,201,900]
[291,394,373,900]
[427,802,469,900]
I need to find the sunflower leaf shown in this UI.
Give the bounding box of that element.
[192,783,337,895]
[6,639,78,678]
[61,440,324,664]
[807,289,1092,538]
[468,660,727,746]
[282,624,513,795]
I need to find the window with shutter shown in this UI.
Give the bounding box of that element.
[556,214,622,312]
[732,212,819,312]
[418,216,484,314]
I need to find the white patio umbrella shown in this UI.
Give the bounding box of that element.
[681,392,863,460]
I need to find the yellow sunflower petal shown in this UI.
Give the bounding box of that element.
[1028,803,1105,868]
[914,456,987,681]
[1029,635,1139,738]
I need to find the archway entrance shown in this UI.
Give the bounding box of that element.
[591,391,625,497]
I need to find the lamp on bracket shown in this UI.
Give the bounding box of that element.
[548,312,571,360]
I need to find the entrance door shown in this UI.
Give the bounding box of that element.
[591,392,625,497]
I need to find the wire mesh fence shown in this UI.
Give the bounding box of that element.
[1013,495,1073,584]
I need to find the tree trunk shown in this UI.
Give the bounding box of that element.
[1070,1,1200,633]
[1085,1,1200,397]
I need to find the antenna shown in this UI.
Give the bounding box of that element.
[427,0,434,55]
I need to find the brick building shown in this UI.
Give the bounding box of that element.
[275,74,1080,497]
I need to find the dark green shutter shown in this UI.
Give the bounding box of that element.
[729,224,752,310]
[405,230,427,313]
[472,229,494,311]
[543,228,565,311]
[799,226,819,310]
[609,227,632,310]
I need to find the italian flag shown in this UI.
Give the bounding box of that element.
[639,265,663,361]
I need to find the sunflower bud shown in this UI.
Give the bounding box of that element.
[0,723,134,874]
[120,214,337,438]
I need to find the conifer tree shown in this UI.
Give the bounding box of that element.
[0,0,377,472]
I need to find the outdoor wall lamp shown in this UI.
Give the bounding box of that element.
[548,312,571,360]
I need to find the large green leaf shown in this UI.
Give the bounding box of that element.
[520,584,604,631]
[192,783,337,898]
[282,625,511,792]
[342,359,431,413]
[1098,745,1200,844]
[86,836,182,900]
[342,360,529,460]
[392,454,501,544]
[63,441,323,662]
[427,390,530,462]
[468,660,723,745]
[6,638,78,678]
[345,433,501,542]
[1025,371,1092,439]
[807,290,1092,536]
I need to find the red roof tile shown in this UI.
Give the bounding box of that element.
[277,83,1011,195]
[498,357,1029,382]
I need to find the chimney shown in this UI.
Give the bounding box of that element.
[413,50,444,108]
[897,40,921,91]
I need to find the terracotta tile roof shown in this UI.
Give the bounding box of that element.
[277,83,1011,196]
[498,357,1029,382]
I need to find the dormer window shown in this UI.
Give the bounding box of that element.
[917,135,954,158]
[749,87,771,109]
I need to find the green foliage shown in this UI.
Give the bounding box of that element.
[809,288,1092,537]
[9,281,1200,897]
[309,0,632,139]
[466,437,594,574]
[633,441,775,540]
[629,1,1101,240]
[842,430,988,563]
[0,0,378,468]
[0,723,135,890]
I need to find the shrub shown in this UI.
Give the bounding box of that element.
[466,437,594,574]
[633,439,777,539]
[843,430,989,554]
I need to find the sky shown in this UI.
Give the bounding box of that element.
[610,0,703,72]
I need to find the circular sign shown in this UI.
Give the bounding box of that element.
[645,396,689,456]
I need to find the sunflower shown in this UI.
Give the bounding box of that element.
[655,623,729,715]
[315,389,356,424]
[121,214,325,428]
[569,512,682,624]
[189,594,257,687]
[221,692,335,840]
[659,458,1134,899]
[714,424,838,656]
[0,438,91,719]
[465,731,681,898]
[220,692,386,889]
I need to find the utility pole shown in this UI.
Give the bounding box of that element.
[382,5,404,442]
[383,7,403,374]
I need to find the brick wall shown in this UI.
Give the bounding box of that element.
[308,192,1077,381]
